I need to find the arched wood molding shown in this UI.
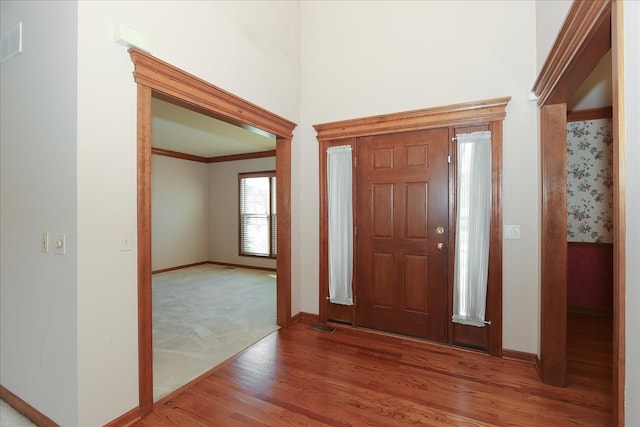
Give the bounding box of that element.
[532,0,611,106]
[129,48,296,417]
[532,1,624,425]
[314,97,509,357]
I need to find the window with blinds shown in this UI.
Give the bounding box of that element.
[239,171,276,258]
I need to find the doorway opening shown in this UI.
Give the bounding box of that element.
[532,1,624,424]
[149,97,279,400]
[129,48,296,416]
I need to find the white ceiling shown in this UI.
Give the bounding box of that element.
[151,97,276,158]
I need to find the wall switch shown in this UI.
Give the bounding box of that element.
[119,231,133,252]
[504,225,521,240]
[53,233,66,255]
[41,232,49,253]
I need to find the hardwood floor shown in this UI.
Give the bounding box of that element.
[567,308,613,399]
[134,314,612,426]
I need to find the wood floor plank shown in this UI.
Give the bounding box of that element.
[134,313,612,426]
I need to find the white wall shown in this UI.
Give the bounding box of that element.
[0,1,79,425]
[75,2,299,425]
[208,157,277,270]
[535,0,572,74]
[623,2,640,424]
[299,0,540,354]
[151,155,209,270]
[4,0,634,425]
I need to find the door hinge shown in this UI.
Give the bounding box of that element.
[355,156,358,167]
[447,155,452,164]
[354,226,358,237]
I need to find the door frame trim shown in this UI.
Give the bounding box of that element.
[129,48,296,416]
[314,97,510,355]
[532,1,624,424]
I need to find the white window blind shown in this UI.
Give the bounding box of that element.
[239,172,276,257]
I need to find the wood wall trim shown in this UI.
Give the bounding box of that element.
[207,261,277,273]
[539,103,568,387]
[276,136,292,327]
[130,49,295,417]
[129,49,295,139]
[611,1,626,424]
[502,349,537,364]
[152,147,276,164]
[208,150,276,163]
[290,312,320,324]
[103,406,140,427]
[151,261,209,275]
[532,0,611,107]
[488,120,504,357]
[567,106,613,122]
[0,385,59,427]
[313,97,510,141]
[151,147,209,162]
[136,84,154,416]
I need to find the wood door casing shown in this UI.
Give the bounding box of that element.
[315,97,509,356]
[356,128,450,342]
[130,48,296,416]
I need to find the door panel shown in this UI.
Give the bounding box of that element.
[356,128,449,342]
[404,255,428,312]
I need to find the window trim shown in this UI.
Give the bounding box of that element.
[238,170,277,258]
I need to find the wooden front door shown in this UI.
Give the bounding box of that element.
[355,128,450,342]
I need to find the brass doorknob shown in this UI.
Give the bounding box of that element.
[436,226,445,235]
[436,242,444,250]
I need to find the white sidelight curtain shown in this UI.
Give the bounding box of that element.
[327,146,354,305]
[453,131,492,327]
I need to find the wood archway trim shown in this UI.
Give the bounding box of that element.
[532,0,624,425]
[314,97,509,356]
[129,48,296,416]
[532,0,611,106]
[129,49,295,138]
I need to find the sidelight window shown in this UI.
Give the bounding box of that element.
[452,131,492,327]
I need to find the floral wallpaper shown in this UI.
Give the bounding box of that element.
[566,118,613,243]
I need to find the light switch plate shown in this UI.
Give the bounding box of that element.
[504,225,521,240]
[119,231,133,252]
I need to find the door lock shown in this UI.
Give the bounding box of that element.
[436,226,445,235]
[436,242,445,251]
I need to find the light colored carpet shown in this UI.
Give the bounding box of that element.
[0,400,35,427]
[153,264,277,401]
